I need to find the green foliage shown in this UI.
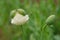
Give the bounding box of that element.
[0,0,60,40]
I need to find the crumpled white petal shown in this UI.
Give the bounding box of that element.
[11,12,29,25]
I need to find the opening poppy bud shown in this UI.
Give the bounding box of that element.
[10,9,29,25]
[45,15,56,25]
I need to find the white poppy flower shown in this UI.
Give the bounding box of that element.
[10,9,29,25]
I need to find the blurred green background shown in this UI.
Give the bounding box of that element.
[0,0,60,40]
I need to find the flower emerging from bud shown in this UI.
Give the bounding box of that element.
[45,15,56,25]
[10,9,29,25]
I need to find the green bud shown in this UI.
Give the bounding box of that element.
[45,15,56,25]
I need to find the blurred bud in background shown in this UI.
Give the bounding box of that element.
[45,15,56,25]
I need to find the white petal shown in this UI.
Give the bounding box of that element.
[11,13,29,25]
[14,12,23,19]
[24,15,29,21]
